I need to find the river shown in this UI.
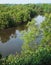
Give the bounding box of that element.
[0,15,45,57]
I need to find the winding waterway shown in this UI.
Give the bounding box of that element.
[0,15,45,57]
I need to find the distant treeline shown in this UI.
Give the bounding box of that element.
[0,4,51,29]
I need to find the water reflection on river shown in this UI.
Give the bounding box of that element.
[0,15,45,57]
[0,25,27,57]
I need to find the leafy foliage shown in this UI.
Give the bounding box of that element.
[0,4,51,29]
[41,13,51,46]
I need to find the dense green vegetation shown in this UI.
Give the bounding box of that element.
[0,4,51,65]
[0,13,51,65]
[41,13,51,46]
[0,46,51,65]
[0,4,51,29]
